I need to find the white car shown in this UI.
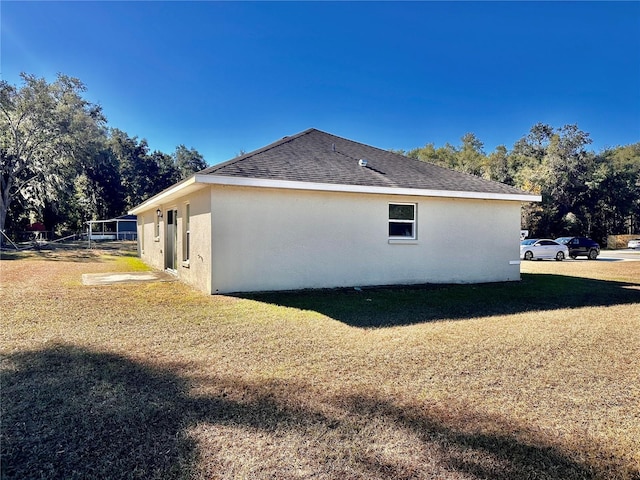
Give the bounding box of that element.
[628,238,640,249]
[520,239,569,261]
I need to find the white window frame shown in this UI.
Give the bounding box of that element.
[388,202,417,241]
[154,213,160,241]
[182,203,190,266]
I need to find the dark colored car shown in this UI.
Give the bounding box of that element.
[555,237,600,260]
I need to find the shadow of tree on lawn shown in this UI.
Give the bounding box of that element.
[242,274,640,327]
[0,250,107,263]
[0,344,614,479]
[0,243,137,263]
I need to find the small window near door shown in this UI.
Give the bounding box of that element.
[183,204,190,263]
[155,212,160,240]
[389,203,416,239]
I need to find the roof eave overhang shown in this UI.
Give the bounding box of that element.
[129,174,541,214]
[128,175,207,215]
[197,174,542,202]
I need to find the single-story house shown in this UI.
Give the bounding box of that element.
[129,129,541,294]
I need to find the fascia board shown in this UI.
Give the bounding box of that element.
[129,173,542,214]
[128,176,206,214]
[194,174,542,202]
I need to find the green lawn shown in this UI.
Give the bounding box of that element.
[1,248,639,479]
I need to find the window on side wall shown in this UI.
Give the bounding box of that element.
[183,204,190,263]
[389,203,416,239]
[154,214,160,240]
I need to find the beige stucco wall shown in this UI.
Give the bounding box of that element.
[178,187,212,293]
[138,210,162,270]
[209,185,522,294]
[137,187,212,293]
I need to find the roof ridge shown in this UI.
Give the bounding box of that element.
[198,128,531,196]
[201,128,318,174]
[312,129,407,160]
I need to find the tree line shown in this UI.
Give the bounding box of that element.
[2,73,639,244]
[1,74,207,240]
[397,125,639,243]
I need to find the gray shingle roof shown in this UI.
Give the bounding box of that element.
[200,128,530,196]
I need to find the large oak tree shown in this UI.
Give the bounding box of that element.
[0,73,106,236]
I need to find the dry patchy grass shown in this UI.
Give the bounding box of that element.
[1,250,639,479]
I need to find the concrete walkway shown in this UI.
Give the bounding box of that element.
[82,271,177,286]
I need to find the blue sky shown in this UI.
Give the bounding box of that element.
[2,1,639,165]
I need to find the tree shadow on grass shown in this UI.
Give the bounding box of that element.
[0,250,106,263]
[0,243,137,263]
[1,344,614,479]
[241,274,640,327]
[1,345,193,479]
[337,395,604,480]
